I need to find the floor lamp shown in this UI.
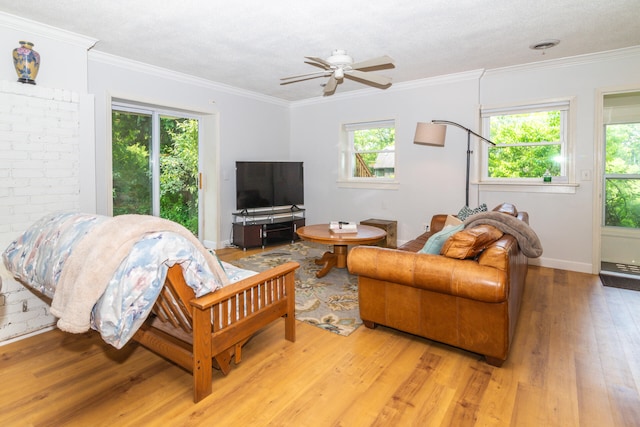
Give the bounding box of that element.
[414,120,496,207]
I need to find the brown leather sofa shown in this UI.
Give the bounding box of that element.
[347,204,529,366]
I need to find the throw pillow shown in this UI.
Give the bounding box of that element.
[419,223,464,254]
[440,224,504,259]
[457,203,488,221]
[444,214,463,228]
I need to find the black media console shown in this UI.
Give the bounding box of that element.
[232,207,305,249]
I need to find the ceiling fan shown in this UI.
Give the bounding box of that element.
[280,49,395,95]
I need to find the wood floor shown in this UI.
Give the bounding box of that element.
[1,248,639,426]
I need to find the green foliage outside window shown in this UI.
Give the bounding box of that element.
[352,127,395,178]
[604,123,640,228]
[112,111,199,235]
[487,111,562,178]
[159,118,199,234]
[112,112,152,215]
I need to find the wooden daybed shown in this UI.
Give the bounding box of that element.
[134,261,299,402]
[2,212,300,404]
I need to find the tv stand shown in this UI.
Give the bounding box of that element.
[232,207,305,249]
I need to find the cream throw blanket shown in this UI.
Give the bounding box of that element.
[50,214,229,333]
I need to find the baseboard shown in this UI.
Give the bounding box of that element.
[529,256,593,274]
[203,239,218,249]
[0,325,56,347]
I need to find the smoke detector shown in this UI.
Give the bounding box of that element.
[529,39,560,53]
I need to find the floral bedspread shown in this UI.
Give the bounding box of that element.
[2,211,256,349]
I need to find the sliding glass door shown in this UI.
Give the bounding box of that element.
[112,104,201,236]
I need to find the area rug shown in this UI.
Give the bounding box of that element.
[229,242,362,336]
[599,273,640,291]
[600,262,640,292]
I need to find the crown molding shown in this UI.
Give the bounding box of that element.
[0,11,97,48]
[89,50,290,107]
[484,45,640,77]
[289,69,485,108]
[393,69,485,90]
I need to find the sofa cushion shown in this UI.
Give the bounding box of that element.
[419,223,464,254]
[440,224,504,259]
[457,203,488,221]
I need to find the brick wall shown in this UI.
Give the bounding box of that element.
[0,80,81,343]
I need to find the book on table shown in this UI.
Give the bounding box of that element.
[329,221,357,234]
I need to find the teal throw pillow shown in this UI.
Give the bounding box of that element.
[457,203,488,221]
[419,223,464,254]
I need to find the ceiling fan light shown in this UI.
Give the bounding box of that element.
[328,49,353,66]
[334,68,344,80]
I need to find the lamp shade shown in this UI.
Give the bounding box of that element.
[414,122,446,146]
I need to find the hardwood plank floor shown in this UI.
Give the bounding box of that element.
[1,247,639,426]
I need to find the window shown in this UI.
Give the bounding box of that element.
[603,92,640,229]
[481,101,571,181]
[340,120,396,188]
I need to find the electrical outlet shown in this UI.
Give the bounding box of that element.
[22,300,28,312]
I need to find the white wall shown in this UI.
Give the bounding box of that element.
[88,53,291,248]
[291,48,640,274]
[0,13,96,343]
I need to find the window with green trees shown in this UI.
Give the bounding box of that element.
[481,102,569,179]
[112,107,200,235]
[604,123,640,228]
[342,120,395,180]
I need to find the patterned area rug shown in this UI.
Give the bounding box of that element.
[229,242,361,336]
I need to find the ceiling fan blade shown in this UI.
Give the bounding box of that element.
[323,74,338,94]
[304,56,333,69]
[281,70,329,81]
[345,69,392,86]
[280,74,328,86]
[351,55,394,70]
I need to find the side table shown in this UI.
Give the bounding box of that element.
[359,218,397,248]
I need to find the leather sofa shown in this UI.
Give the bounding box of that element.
[347,203,530,366]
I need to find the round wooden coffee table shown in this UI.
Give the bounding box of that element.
[296,224,386,278]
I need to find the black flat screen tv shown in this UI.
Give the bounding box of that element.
[236,161,304,210]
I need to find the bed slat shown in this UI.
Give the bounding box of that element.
[133,260,299,403]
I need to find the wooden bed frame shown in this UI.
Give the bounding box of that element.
[132,261,299,402]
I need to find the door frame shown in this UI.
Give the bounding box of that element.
[593,84,640,273]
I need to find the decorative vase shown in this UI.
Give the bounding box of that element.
[12,41,40,85]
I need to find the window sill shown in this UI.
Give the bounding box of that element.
[337,179,400,190]
[601,226,640,238]
[478,181,579,194]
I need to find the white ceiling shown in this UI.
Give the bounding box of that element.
[1,0,639,101]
